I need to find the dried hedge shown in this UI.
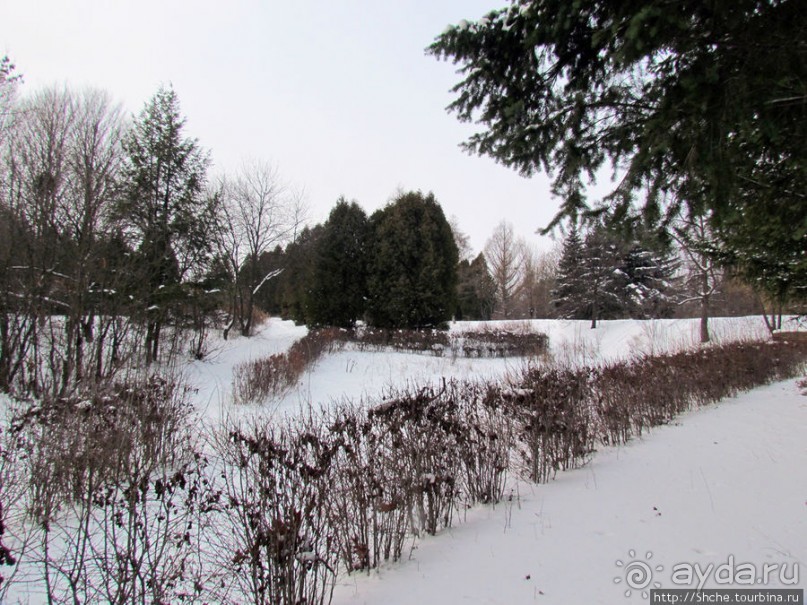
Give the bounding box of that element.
[233,327,549,404]
[4,338,803,603]
[239,338,806,580]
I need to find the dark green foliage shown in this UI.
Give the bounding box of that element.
[253,245,285,315]
[456,253,497,321]
[719,192,807,307]
[553,224,679,325]
[118,87,213,362]
[618,243,679,319]
[429,1,806,299]
[579,227,625,328]
[366,191,459,329]
[551,226,586,320]
[309,199,370,327]
[276,226,323,325]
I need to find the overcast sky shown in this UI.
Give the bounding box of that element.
[2,0,572,255]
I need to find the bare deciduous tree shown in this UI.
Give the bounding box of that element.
[216,160,307,338]
[516,243,559,319]
[673,212,722,343]
[484,221,524,319]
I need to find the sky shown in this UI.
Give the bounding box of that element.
[1,0,576,255]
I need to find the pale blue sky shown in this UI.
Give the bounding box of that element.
[2,0,570,254]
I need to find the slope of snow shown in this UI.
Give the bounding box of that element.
[331,377,807,604]
[185,315,781,421]
[184,317,307,422]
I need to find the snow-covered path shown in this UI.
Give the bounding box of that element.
[332,378,807,604]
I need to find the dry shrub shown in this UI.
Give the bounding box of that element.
[365,383,462,537]
[504,339,807,482]
[504,368,596,483]
[325,401,414,572]
[351,327,548,358]
[7,372,215,605]
[322,380,513,574]
[233,328,347,403]
[234,326,550,405]
[453,382,513,505]
[213,418,336,605]
[455,328,549,358]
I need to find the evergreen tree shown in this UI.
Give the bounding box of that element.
[456,253,497,321]
[551,227,587,320]
[253,245,285,316]
[309,198,369,327]
[428,2,806,294]
[580,227,624,329]
[554,224,678,326]
[366,191,458,329]
[118,86,213,362]
[276,225,322,325]
[618,243,679,319]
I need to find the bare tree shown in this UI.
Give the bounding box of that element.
[58,89,126,387]
[672,212,721,343]
[216,160,307,338]
[516,243,559,319]
[0,57,21,139]
[0,86,74,396]
[484,221,524,319]
[0,86,129,395]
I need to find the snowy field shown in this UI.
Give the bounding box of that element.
[184,314,805,603]
[330,377,807,604]
[186,315,777,422]
[1,315,804,603]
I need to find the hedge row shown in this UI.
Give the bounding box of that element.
[233,327,549,404]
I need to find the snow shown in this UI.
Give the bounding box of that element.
[330,377,807,604]
[186,316,777,424]
[184,316,307,422]
[180,314,804,602]
[2,314,804,603]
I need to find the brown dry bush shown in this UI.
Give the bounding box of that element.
[506,340,807,484]
[323,380,514,574]
[365,383,462,537]
[212,418,337,605]
[8,372,215,605]
[452,381,514,505]
[504,368,596,483]
[325,402,413,572]
[233,328,347,403]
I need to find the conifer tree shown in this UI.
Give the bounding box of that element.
[552,227,586,320]
[309,198,369,327]
[456,253,497,321]
[366,191,458,329]
[118,87,212,362]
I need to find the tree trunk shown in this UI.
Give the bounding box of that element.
[699,271,710,343]
[0,314,9,391]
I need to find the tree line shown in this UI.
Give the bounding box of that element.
[0,67,314,396]
[0,49,785,398]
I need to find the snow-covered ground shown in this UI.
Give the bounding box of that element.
[330,377,807,604]
[183,314,805,603]
[2,315,804,603]
[186,315,779,421]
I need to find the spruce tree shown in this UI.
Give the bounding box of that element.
[551,227,587,320]
[428,1,806,274]
[618,243,679,319]
[580,227,624,329]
